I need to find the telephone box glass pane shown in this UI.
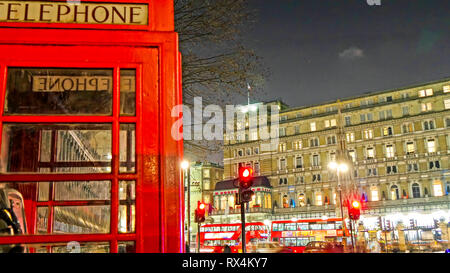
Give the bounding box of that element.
[1,181,111,235]
[5,68,113,115]
[54,181,111,201]
[119,181,135,233]
[120,69,136,116]
[118,241,136,253]
[53,206,110,234]
[0,242,110,253]
[0,124,112,173]
[120,124,136,173]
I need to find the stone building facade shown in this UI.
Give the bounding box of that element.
[211,78,450,243]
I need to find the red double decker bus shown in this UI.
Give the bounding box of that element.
[199,222,269,253]
[271,218,348,253]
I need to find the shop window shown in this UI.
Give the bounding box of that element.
[390,185,400,200]
[433,181,443,197]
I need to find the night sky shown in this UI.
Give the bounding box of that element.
[244,0,450,108]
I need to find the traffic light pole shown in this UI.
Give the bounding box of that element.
[198,222,201,253]
[349,219,355,253]
[240,201,246,253]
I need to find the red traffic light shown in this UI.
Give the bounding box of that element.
[351,200,360,209]
[239,167,253,181]
[198,201,206,211]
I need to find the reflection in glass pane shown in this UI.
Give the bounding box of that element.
[52,242,110,253]
[38,182,50,201]
[54,181,110,201]
[118,241,136,253]
[120,69,136,116]
[0,242,111,253]
[5,68,113,115]
[53,206,110,234]
[119,124,136,173]
[119,181,135,233]
[36,207,48,234]
[0,124,112,173]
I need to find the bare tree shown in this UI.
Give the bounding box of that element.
[175,0,268,105]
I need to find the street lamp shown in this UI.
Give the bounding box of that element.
[328,161,349,248]
[181,160,191,252]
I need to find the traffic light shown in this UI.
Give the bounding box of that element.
[238,166,254,203]
[433,219,439,229]
[195,201,206,223]
[385,220,391,230]
[348,199,361,220]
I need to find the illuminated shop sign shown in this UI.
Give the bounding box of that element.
[0,1,148,25]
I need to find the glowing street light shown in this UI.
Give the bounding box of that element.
[181,160,189,170]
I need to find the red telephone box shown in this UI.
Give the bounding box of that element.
[0,0,183,253]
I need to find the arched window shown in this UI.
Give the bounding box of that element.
[298,193,306,207]
[412,183,421,198]
[390,185,399,200]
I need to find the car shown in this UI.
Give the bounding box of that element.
[303,241,344,253]
[250,241,293,253]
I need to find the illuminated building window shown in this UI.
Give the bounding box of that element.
[421,102,433,112]
[418,89,433,97]
[310,122,317,132]
[427,139,436,153]
[295,156,303,168]
[444,85,450,93]
[444,99,450,109]
[315,192,323,206]
[385,144,395,158]
[383,126,393,136]
[406,141,415,154]
[349,150,356,162]
[433,181,443,197]
[294,140,302,150]
[390,185,400,200]
[346,132,355,142]
[371,187,379,202]
[279,143,286,152]
[364,129,373,139]
[366,147,375,159]
[312,154,320,167]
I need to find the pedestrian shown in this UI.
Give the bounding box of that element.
[185,242,190,253]
[223,245,231,253]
